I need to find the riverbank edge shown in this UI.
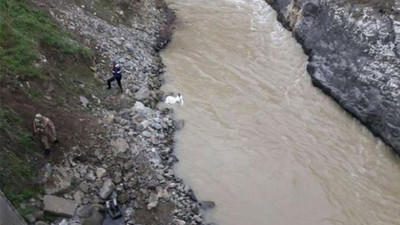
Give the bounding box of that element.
[41,0,212,224]
[265,0,400,154]
[0,0,211,224]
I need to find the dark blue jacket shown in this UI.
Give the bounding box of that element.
[112,65,122,78]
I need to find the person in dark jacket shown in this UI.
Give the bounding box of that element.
[107,61,123,93]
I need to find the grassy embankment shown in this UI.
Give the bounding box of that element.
[0,0,95,211]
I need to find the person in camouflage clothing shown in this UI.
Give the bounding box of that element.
[33,114,58,155]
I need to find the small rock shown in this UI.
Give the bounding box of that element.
[35,221,48,225]
[125,43,134,53]
[175,119,185,130]
[134,101,145,110]
[80,96,89,108]
[81,210,104,225]
[147,192,158,210]
[74,191,84,204]
[58,219,68,225]
[24,213,36,223]
[86,170,96,181]
[45,173,71,195]
[200,201,216,210]
[111,138,129,153]
[173,219,186,225]
[193,215,203,223]
[123,159,134,171]
[142,131,151,138]
[96,168,107,179]
[79,182,89,193]
[125,207,134,218]
[77,205,95,218]
[151,122,162,130]
[135,86,150,101]
[99,179,115,199]
[42,163,52,182]
[117,193,129,204]
[111,37,121,45]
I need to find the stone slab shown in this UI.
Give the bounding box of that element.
[43,195,78,217]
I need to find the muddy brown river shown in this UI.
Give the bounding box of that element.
[160,0,400,224]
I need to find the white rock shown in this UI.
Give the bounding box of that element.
[96,168,107,179]
[134,101,145,110]
[99,179,115,199]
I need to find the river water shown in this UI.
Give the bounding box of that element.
[160,1,400,224]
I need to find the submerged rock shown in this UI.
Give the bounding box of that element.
[199,201,215,210]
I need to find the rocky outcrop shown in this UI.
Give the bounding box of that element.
[265,0,400,153]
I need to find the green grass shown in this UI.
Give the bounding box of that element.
[0,108,42,206]
[0,107,23,131]
[0,0,93,80]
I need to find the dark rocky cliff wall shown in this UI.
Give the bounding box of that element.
[266,0,400,153]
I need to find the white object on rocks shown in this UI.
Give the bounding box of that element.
[164,93,184,106]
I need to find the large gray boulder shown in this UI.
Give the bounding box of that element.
[43,195,78,217]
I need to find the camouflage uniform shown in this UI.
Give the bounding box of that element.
[33,114,57,154]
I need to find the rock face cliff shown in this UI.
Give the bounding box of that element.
[266,0,400,153]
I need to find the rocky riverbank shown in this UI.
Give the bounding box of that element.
[265,0,400,153]
[15,0,213,225]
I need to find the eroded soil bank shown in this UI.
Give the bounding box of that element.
[265,0,400,153]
